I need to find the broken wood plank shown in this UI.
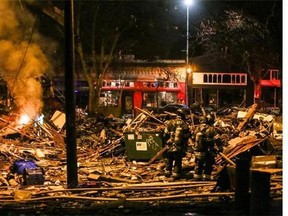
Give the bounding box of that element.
[148,146,169,165]
[88,173,140,184]
[218,152,236,166]
[236,103,258,131]
[87,173,101,181]
[216,138,266,165]
[123,113,149,132]
[135,107,164,124]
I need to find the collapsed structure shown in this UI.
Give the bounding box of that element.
[0,102,282,214]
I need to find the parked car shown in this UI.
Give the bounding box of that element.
[159,103,191,115]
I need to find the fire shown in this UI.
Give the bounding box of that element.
[18,113,31,125]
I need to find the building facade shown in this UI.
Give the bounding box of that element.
[191,71,249,108]
[99,60,187,117]
[52,58,281,118]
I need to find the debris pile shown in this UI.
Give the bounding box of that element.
[0,103,282,210]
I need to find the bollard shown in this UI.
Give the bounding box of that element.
[235,159,250,214]
[250,170,271,215]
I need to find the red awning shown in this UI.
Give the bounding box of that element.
[259,80,281,88]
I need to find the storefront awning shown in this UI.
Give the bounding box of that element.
[259,80,281,88]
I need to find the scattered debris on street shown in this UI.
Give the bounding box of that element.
[0,103,282,213]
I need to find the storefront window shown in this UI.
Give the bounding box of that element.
[142,92,177,109]
[159,92,177,107]
[143,92,157,108]
[100,91,118,107]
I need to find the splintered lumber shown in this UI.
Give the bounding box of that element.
[148,146,169,165]
[236,103,258,131]
[218,152,236,166]
[123,107,163,132]
[251,168,282,174]
[123,112,149,132]
[88,173,140,184]
[135,107,164,124]
[0,126,34,140]
[87,173,101,180]
[215,136,266,165]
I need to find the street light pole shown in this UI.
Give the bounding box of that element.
[184,0,193,107]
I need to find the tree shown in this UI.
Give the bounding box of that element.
[24,0,136,114]
[74,1,136,113]
[24,0,194,114]
[74,0,188,114]
[195,2,281,87]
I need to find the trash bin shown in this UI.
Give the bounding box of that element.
[124,132,163,160]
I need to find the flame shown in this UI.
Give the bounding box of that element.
[35,114,44,125]
[0,0,53,120]
[18,113,31,125]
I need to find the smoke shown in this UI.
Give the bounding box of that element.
[0,0,51,120]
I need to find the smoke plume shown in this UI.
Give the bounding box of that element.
[0,0,50,120]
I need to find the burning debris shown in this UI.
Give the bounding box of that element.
[0,0,55,126]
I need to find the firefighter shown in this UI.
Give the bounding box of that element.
[163,108,190,178]
[193,112,223,181]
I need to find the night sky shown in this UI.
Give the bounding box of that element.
[31,0,282,61]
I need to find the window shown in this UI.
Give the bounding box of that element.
[271,70,279,80]
[218,74,222,83]
[241,75,245,83]
[143,92,157,107]
[213,74,217,83]
[223,74,231,83]
[142,92,177,109]
[204,74,208,83]
[159,92,177,107]
[99,91,118,107]
[236,75,240,83]
[208,74,212,83]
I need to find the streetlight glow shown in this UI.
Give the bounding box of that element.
[184,0,193,7]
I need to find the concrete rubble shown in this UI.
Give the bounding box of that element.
[0,103,282,214]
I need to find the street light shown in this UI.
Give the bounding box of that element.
[184,0,193,106]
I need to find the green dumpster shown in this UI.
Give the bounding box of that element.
[124,132,163,160]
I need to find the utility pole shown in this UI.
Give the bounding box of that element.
[65,0,78,188]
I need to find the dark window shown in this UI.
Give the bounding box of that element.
[209,74,212,82]
[218,75,222,83]
[204,74,208,83]
[236,75,240,83]
[223,75,231,83]
[143,92,157,108]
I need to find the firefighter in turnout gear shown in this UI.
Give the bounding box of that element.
[163,108,190,178]
[193,112,223,181]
